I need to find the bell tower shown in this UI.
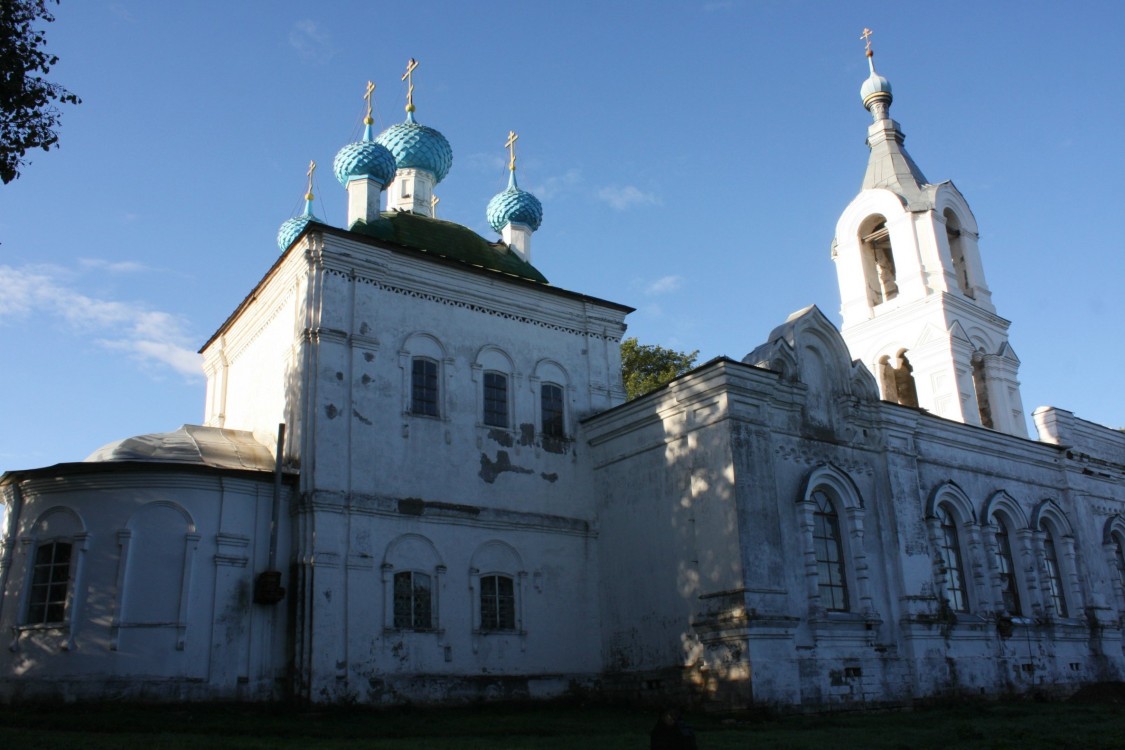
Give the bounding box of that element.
[832,32,1026,437]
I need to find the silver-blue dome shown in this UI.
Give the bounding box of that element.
[375,113,453,184]
[333,127,397,188]
[487,172,543,233]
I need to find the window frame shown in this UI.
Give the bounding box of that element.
[540,382,565,439]
[392,570,434,631]
[479,574,517,632]
[936,506,970,613]
[992,519,1022,616]
[482,370,509,429]
[25,539,73,626]
[1041,529,1067,618]
[810,489,849,612]
[410,356,440,418]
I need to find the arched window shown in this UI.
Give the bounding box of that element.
[811,489,849,612]
[1041,529,1067,618]
[860,215,897,306]
[993,520,1021,615]
[383,534,444,633]
[474,346,515,430]
[470,541,525,637]
[400,333,447,420]
[540,383,565,438]
[971,350,993,429]
[936,506,969,612]
[21,506,87,631]
[944,208,973,298]
[1115,535,1125,595]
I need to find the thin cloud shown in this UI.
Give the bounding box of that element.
[79,258,148,273]
[289,20,334,64]
[530,168,582,200]
[597,185,660,211]
[646,275,684,295]
[463,152,508,173]
[0,264,202,379]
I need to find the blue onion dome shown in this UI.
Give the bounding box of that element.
[860,50,892,109]
[278,165,319,251]
[487,171,543,233]
[375,111,453,184]
[333,120,397,187]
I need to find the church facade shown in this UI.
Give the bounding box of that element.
[2,51,1124,709]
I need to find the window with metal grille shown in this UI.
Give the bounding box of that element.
[27,541,71,625]
[411,357,439,417]
[994,521,1021,615]
[483,371,508,428]
[937,506,969,612]
[479,574,516,631]
[811,490,848,612]
[541,383,564,438]
[1042,530,1067,618]
[393,571,432,630]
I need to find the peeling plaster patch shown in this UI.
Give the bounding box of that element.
[541,472,558,483]
[325,404,339,419]
[353,409,372,426]
[359,322,370,335]
[542,436,569,455]
[479,451,534,484]
[363,352,375,362]
[487,429,514,447]
[336,371,344,381]
[361,374,372,385]
[519,423,536,447]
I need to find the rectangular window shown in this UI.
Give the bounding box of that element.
[483,371,508,428]
[27,541,72,625]
[541,383,565,438]
[480,575,516,631]
[994,523,1021,615]
[393,571,432,630]
[411,357,439,417]
[811,490,849,612]
[937,508,969,612]
[1042,532,1067,618]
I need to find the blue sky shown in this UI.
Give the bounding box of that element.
[2,1,1123,471]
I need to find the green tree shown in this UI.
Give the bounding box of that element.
[620,337,698,400]
[1,0,80,184]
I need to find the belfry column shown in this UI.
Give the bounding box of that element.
[832,30,1027,437]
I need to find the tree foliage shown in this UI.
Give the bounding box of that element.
[620,337,699,400]
[1,0,80,184]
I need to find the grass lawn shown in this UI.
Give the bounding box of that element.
[0,694,1123,749]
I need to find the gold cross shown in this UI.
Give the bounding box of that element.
[402,58,418,112]
[363,81,375,122]
[305,160,316,200]
[431,194,440,215]
[505,130,519,172]
[860,27,873,52]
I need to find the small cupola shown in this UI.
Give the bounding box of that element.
[333,81,397,229]
[375,59,453,217]
[486,130,543,263]
[277,161,320,251]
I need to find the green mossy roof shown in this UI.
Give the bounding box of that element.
[349,211,548,284]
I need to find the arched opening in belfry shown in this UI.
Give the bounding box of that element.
[944,209,973,298]
[877,349,918,407]
[971,349,993,428]
[860,215,897,306]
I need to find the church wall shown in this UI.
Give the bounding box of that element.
[0,469,292,702]
[282,232,627,702]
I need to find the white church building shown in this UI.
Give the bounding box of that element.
[2,49,1124,709]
